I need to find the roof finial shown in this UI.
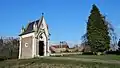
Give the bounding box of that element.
[42,13,44,16]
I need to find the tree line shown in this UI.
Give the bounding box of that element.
[0,37,19,60]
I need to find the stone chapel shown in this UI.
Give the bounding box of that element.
[19,14,50,59]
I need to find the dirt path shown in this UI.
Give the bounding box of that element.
[44,57,120,64]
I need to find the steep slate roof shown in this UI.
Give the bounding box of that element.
[19,20,39,36]
[19,16,48,36]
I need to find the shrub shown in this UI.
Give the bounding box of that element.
[97,52,104,55]
[0,56,8,61]
[105,50,120,55]
[82,52,95,55]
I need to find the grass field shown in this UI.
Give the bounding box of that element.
[63,54,120,60]
[0,55,120,68]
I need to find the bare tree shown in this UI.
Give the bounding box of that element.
[0,37,19,60]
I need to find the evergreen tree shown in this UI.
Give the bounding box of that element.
[118,39,120,50]
[87,4,110,52]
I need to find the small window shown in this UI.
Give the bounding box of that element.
[41,24,43,28]
[25,43,28,47]
[40,23,43,28]
[40,36,43,39]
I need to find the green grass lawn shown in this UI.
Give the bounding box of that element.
[63,54,120,60]
[0,55,120,68]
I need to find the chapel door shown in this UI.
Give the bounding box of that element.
[39,41,44,56]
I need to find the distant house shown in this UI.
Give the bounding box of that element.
[50,44,69,53]
[19,14,50,59]
[50,44,69,48]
